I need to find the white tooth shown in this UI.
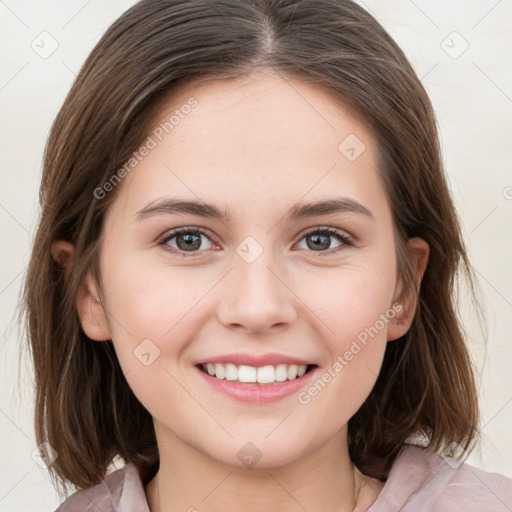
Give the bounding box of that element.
[225,363,238,381]
[297,365,307,377]
[275,364,288,382]
[257,365,276,384]
[287,364,299,380]
[215,363,226,379]
[206,363,215,376]
[238,365,257,383]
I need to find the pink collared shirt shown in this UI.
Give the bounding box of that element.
[54,445,512,511]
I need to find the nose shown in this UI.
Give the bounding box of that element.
[216,249,298,335]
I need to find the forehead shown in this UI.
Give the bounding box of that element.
[106,69,389,224]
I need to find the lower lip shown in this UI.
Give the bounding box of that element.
[195,366,317,403]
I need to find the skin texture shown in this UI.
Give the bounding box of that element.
[52,68,429,512]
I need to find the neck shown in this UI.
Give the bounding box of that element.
[146,425,382,512]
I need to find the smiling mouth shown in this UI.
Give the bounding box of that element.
[197,363,317,385]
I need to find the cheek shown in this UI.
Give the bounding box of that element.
[99,249,223,394]
[103,264,206,346]
[100,263,207,419]
[295,258,396,407]
[296,278,393,429]
[301,259,397,345]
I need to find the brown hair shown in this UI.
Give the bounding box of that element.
[21,0,483,498]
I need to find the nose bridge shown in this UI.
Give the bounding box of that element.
[217,236,297,334]
[236,247,279,300]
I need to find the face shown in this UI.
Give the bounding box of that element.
[75,69,425,468]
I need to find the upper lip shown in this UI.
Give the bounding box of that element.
[195,352,316,367]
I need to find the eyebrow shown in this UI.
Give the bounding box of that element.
[135,197,374,223]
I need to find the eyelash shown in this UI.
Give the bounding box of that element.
[158,226,354,258]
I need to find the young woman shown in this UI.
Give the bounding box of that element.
[22,0,512,510]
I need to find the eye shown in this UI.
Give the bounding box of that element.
[295,227,353,255]
[158,227,217,256]
[158,226,354,257]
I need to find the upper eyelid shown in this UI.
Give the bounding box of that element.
[160,226,217,243]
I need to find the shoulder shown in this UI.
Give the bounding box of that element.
[53,462,150,512]
[369,444,512,512]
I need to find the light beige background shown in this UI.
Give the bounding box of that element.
[0,0,511,510]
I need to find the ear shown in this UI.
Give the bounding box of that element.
[51,240,111,342]
[387,237,429,342]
